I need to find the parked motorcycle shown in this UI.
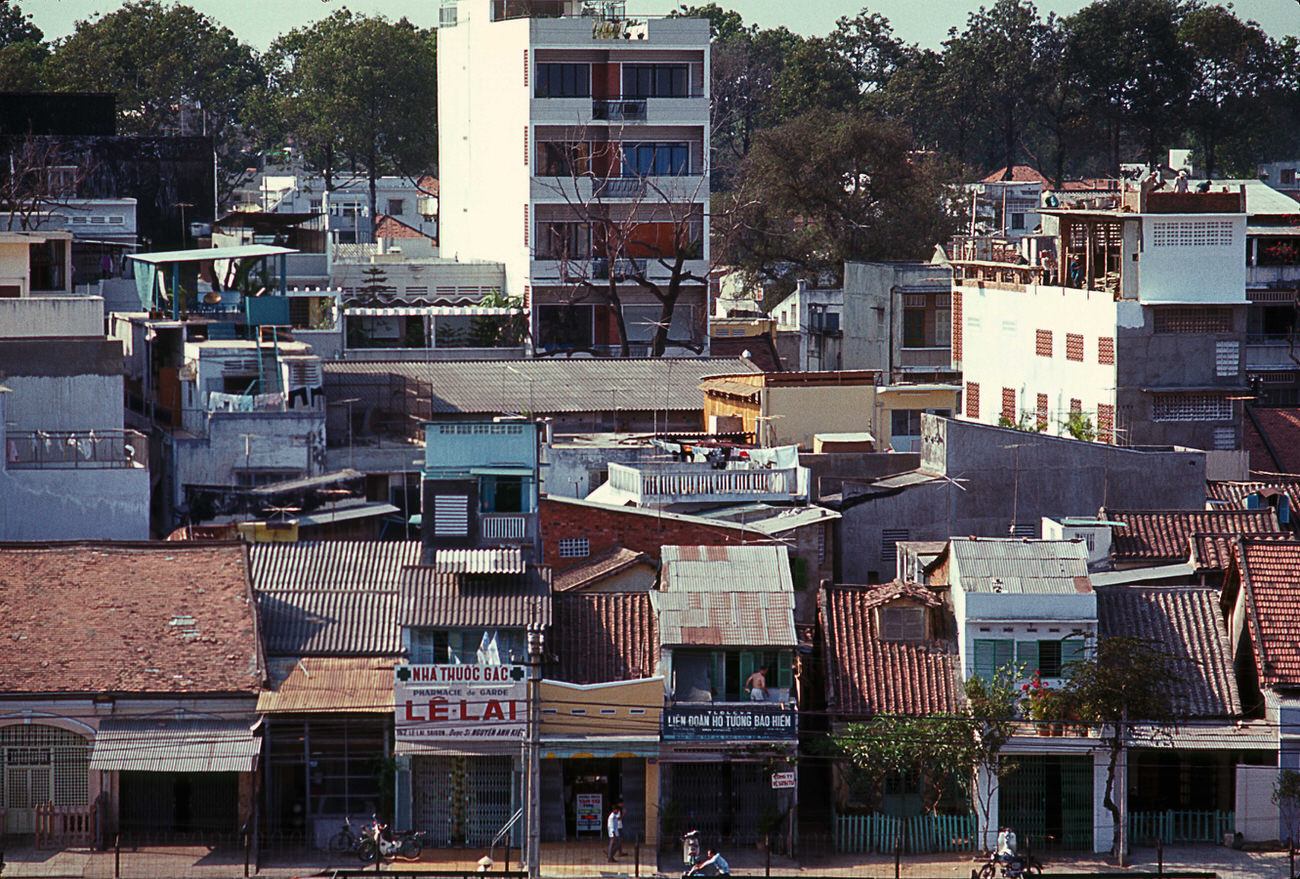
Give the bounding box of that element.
[357,816,426,863]
[973,848,1042,879]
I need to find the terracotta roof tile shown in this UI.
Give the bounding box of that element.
[1189,532,1298,572]
[1109,509,1284,562]
[547,593,657,684]
[1095,586,1240,717]
[1208,479,1300,519]
[820,584,961,718]
[980,165,1052,184]
[1235,538,1300,688]
[0,542,263,695]
[1245,408,1300,474]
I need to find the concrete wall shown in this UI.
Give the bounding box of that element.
[766,384,875,449]
[546,442,658,499]
[0,466,149,539]
[0,296,104,338]
[1236,764,1281,842]
[0,373,124,432]
[843,261,951,373]
[838,416,1207,582]
[1137,214,1247,304]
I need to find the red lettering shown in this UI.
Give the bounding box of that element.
[429,697,448,722]
[483,700,504,721]
[460,699,471,721]
[509,701,518,720]
[404,700,426,722]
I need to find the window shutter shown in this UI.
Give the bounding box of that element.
[973,639,993,678]
[1062,636,1087,669]
[432,494,469,536]
[739,652,756,693]
[994,639,1014,674]
[1017,640,1039,675]
[777,654,793,690]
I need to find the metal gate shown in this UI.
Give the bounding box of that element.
[466,757,513,846]
[1,726,90,837]
[413,756,514,847]
[999,755,1093,851]
[668,762,773,846]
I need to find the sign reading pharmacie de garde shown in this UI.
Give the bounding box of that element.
[395,664,527,743]
[661,704,798,740]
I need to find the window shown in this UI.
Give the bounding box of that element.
[1035,329,1053,357]
[892,409,922,440]
[1097,403,1115,442]
[537,141,591,177]
[537,222,591,260]
[386,199,405,216]
[972,638,1014,679]
[1065,333,1084,362]
[558,537,590,558]
[431,494,470,537]
[1001,387,1016,421]
[672,649,793,702]
[411,628,526,664]
[965,381,980,418]
[934,307,951,347]
[536,63,590,97]
[1010,523,1037,538]
[1010,212,1025,231]
[881,528,909,569]
[1214,426,1236,450]
[621,142,690,177]
[1151,220,1234,248]
[1036,393,1048,429]
[1017,638,1085,678]
[879,606,925,641]
[1282,168,1297,186]
[622,64,689,98]
[480,475,526,513]
[1069,398,1082,415]
[1098,336,1115,365]
[1153,307,1233,334]
[1152,394,1232,422]
[902,308,926,348]
[1216,341,1240,376]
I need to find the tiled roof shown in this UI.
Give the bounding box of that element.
[844,579,943,609]
[1189,532,1298,572]
[708,335,784,372]
[948,538,1091,594]
[553,546,655,592]
[256,590,401,656]
[0,542,263,695]
[258,657,395,713]
[1095,586,1240,717]
[1235,538,1300,688]
[375,214,433,240]
[660,545,794,593]
[980,165,1052,185]
[250,541,422,591]
[398,566,552,628]
[820,584,961,717]
[1245,407,1300,474]
[1109,509,1284,562]
[1207,479,1300,516]
[547,593,657,684]
[322,357,759,416]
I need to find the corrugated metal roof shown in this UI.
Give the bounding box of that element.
[297,502,400,527]
[699,377,760,400]
[89,718,260,772]
[129,244,295,264]
[321,358,759,415]
[250,541,422,592]
[950,538,1091,594]
[660,545,794,593]
[434,547,526,575]
[654,590,796,647]
[258,657,395,714]
[398,566,552,628]
[257,590,401,656]
[746,506,841,535]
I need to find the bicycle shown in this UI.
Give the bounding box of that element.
[328,815,360,855]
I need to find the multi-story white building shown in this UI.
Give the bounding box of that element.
[437,0,711,355]
[953,184,1250,451]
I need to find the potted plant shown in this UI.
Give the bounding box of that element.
[1021,671,1060,735]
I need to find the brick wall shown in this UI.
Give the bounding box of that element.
[540,498,760,571]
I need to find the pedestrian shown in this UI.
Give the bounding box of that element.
[607,801,624,861]
[746,666,768,701]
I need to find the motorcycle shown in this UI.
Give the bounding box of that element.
[357,816,426,863]
[681,829,702,873]
[973,848,1042,879]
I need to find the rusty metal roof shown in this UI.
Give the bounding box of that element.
[949,538,1091,594]
[250,540,422,592]
[434,547,526,575]
[660,545,794,593]
[258,657,395,714]
[398,566,552,628]
[256,589,401,656]
[88,717,260,772]
[654,590,796,647]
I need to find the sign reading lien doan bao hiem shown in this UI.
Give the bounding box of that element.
[661,704,798,740]
[394,664,527,742]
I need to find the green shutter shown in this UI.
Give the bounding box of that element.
[790,556,808,591]
[994,639,1015,674]
[739,651,757,696]
[1017,640,1039,676]
[777,652,793,690]
[1062,636,1087,671]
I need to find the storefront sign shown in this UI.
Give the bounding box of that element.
[575,793,603,833]
[771,770,796,789]
[661,704,797,740]
[395,664,527,743]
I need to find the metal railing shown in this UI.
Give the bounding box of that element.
[592,99,647,122]
[481,514,528,540]
[1129,809,1233,845]
[6,429,147,469]
[592,257,647,280]
[607,462,801,500]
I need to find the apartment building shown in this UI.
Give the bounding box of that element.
[438,0,711,355]
[953,184,1250,450]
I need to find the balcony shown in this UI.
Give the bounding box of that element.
[898,347,954,370]
[606,461,806,506]
[1246,336,1300,369]
[481,513,529,540]
[593,99,646,123]
[5,429,147,470]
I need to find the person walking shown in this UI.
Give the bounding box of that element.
[606,802,624,861]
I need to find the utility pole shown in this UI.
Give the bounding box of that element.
[525,624,544,879]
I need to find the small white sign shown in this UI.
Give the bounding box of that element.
[771,770,796,789]
[576,793,603,833]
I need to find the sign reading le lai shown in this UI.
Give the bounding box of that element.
[395,664,527,742]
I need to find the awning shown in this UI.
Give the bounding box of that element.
[127,244,296,264]
[297,502,400,527]
[89,717,261,772]
[541,738,658,759]
[395,739,522,758]
[258,657,395,714]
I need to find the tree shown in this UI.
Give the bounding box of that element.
[670,3,751,41]
[720,110,959,296]
[0,0,46,91]
[0,0,41,46]
[260,11,438,235]
[0,136,91,231]
[1274,768,1300,846]
[1060,636,1188,864]
[829,714,978,817]
[44,1,262,200]
[829,8,907,96]
[963,667,1022,847]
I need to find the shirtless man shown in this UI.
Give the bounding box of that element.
[745,666,768,701]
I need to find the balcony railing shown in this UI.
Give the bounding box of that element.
[608,461,804,504]
[592,257,648,280]
[593,99,647,122]
[595,178,645,198]
[481,513,528,540]
[5,429,147,470]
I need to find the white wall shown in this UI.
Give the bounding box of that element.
[1137,214,1246,304]
[958,281,1118,434]
[1236,764,1281,842]
[0,296,105,338]
[1,374,124,432]
[0,468,149,539]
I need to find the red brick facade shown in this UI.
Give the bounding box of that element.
[540,498,762,571]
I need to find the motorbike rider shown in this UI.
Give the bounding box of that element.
[686,848,730,876]
[996,826,1018,864]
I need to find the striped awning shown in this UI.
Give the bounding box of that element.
[346,306,521,317]
[89,717,260,772]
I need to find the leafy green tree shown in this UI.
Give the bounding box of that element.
[44,1,262,199]
[829,8,907,96]
[720,111,959,296]
[1063,0,1194,170]
[670,3,750,41]
[829,714,978,815]
[260,11,437,237]
[0,0,41,45]
[964,668,1022,845]
[1060,636,1188,863]
[770,37,860,121]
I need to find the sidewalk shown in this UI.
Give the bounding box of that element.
[0,841,1290,879]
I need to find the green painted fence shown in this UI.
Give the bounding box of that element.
[1128,810,1233,845]
[834,812,976,854]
